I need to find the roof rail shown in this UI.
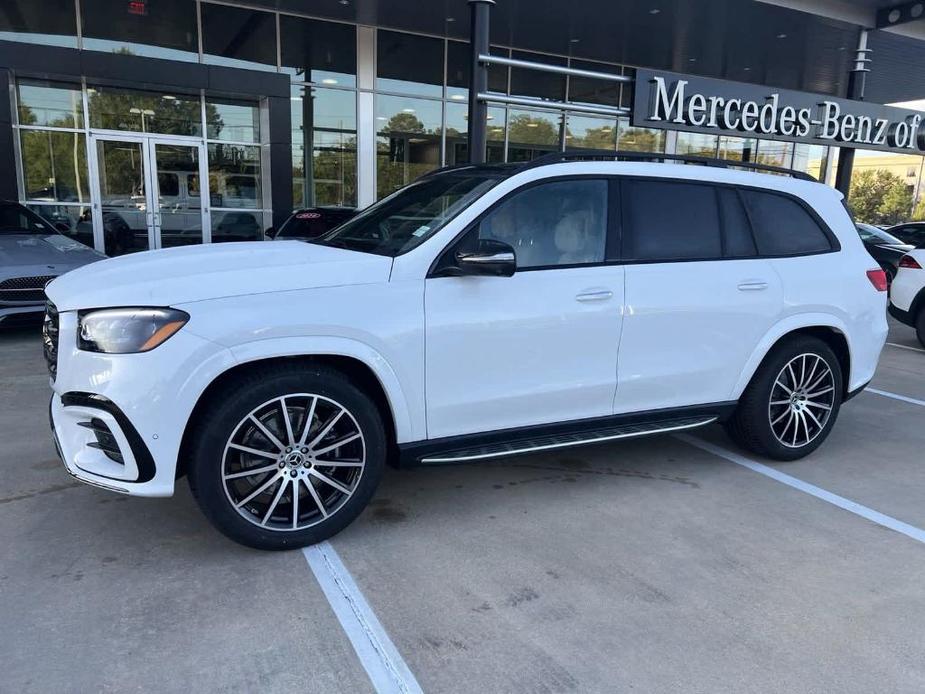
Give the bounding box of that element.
[517,150,818,182]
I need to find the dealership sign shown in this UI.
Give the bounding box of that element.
[633,69,925,154]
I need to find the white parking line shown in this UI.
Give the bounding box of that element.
[886,342,925,354]
[867,387,925,408]
[676,434,925,546]
[303,542,423,694]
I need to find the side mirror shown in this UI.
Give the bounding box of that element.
[455,239,516,277]
[265,226,277,239]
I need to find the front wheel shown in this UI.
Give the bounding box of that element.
[188,365,386,550]
[725,336,843,461]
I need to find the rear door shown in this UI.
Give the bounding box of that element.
[615,179,783,414]
[424,177,624,439]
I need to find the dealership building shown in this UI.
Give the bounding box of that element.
[1,0,924,255]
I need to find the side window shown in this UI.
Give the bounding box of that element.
[741,190,832,256]
[623,180,721,261]
[478,179,607,269]
[718,188,757,257]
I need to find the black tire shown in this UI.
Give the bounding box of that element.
[916,309,925,350]
[724,336,843,461]
[188,364,386,550]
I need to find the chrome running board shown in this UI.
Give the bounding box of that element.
[419,416,716,464]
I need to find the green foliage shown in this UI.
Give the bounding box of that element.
[848,169,914,226]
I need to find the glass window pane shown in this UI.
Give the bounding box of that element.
[376,95,442,198]
[201,4,277,71]
[280,16,356,86]
[88,85,202,136]
[206,99,260,143]
[446,41,508,100]
[568,60,625,108]
[479,179,607,269]
[376,30,443,97]
[211,210,263,243]
[507,109,561,163]
[81,0,198,62]
[717,136,757,162]
[510,51,565,101]
[0,0,76,48]
[154,143,202,249]
[444,102,505,166]
[20,130,89,203]
[616,118,665,152]
[95,139,150,255]
[624,180,722,261]
[565,115,616,151]
[755,140,794,168]
[793,144,829,181]
[17,79,83,128]
[27,204,94,248]
[292,86,357,208]
[743,190,831,255]
[676,132,719,157]
[208,144,262,209]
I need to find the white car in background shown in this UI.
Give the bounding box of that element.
[44,153,888,550]
[889,248,925,347]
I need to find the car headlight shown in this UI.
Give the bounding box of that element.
[77,307,190,354]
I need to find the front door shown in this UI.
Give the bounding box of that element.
[89,134,209,256]
[424,178,624,440]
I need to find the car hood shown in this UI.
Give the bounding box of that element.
[0,233,104,269]
[46,241,393,311]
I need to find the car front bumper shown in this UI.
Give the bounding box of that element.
[48,309,237,497]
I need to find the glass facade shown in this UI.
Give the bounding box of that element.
[14,78,270,254]
[3,1,858,247]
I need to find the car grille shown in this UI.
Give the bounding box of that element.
[0,275,57,303]
[42,301,59,380]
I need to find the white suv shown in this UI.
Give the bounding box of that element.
[44,155,888,550]
[889,248,925,346]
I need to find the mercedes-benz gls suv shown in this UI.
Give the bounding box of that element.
[44,156,888,550]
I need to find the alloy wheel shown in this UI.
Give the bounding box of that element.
[768,353,836,449]
[222,393,366,531]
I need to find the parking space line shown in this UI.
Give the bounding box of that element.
[886,342,925,354]
[676,434,925,546]
[303,542,423,694]
[867,387,925,408]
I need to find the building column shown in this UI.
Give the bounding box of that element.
[0,69,17,200]
[356,25,377,208]
[834,30,871,196]
[467,0,495,164]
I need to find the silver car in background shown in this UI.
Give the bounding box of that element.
[0,201,104,326]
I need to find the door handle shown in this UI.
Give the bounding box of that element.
[576,290,613,302]
[737,281,768,291]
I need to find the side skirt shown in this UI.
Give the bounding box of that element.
[397,402,736,468]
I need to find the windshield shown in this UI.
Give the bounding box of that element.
[857,223,905,246]
[0,204,57,235]
[309,173,502,256]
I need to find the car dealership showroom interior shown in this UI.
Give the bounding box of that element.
[3,0,925,692]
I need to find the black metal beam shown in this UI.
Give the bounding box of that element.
[467,0,494,165]
[876,2,925,29]
[834,31,871,197]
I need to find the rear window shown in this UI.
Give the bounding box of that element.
[623,180,721,261]
[741,190,832,256]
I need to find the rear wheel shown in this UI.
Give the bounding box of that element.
[725,336,843,461]
[188,365,385,550]
[916,308,925,349]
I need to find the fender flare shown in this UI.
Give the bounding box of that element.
[731,313,852,399]
[225,336,421,443]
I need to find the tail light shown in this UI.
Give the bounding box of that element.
[866,269,888,292]
[899,255,922,270]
